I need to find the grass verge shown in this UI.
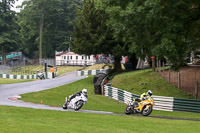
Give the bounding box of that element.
[10,65,83,76]
[20,76,200,120]
[82,64,125,70]
[56,66,83,76]
[0,106,199,133]
[111,69,194,99]
[0,66,82,84]
[0,78,34,84]
[20,76,126,114]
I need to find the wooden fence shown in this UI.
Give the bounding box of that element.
[159,66,200,99]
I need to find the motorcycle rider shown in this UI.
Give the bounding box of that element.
[138,90,153,101]
[133,90,153,108]
[37,70,45,80]
[68,88,88,102]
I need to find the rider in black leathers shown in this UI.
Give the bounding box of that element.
[69,88,88,101]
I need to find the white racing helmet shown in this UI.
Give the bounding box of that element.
[147,90,153,96]
[82,88,87,96]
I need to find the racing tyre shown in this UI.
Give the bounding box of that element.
[62,102,68,109]
[74,101,83,111]
[142,105,153,116]
[124,106,132,115]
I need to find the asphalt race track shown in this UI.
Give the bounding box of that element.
[0,71,86,108]
[0,71,114,115]
[0,71,199,122]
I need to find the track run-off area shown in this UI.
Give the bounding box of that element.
[0,71,199,122]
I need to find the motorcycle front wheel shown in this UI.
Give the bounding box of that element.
[74,101,83,111]
[62,102,68,109]
[124,106,132,115]
[142,105,153,116]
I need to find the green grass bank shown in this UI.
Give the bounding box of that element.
[112,69,194,99]
[0,78,34,84]
[0,106,199,133]
[20,76,200,120]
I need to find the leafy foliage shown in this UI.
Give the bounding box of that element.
[0,0,19,64]
[72,0,110,55]
[100,0,200,69]
[72,0,135,72]
[1,0,200,70]
[17,0,82,58]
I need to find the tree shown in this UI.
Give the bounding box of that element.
[18,0,82,59]
[101,0,200,70]
[95,0,138,70]
[17,0,46,59]
[72,0,129,72]
[0,0,19,65]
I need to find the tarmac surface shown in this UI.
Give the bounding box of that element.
[0,71,86,108]
[0,71,199,122]
[0,71,115,115]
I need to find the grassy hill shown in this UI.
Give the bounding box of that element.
[1,70,200,132]
[20,76,126,114]
[83,65,193,99]
[19,75,200,119]
[111,69,194,99]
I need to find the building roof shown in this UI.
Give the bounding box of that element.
[63,52,78,56]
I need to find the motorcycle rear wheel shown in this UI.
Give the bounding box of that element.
[142,105,153,116]
[74,101,83,111]
[124,106,132,115]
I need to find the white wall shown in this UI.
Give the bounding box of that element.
[56,53,95,66]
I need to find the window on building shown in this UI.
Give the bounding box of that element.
[88,56,90,60]
[64,56,66,59]
[71,56,72,60]
[82,56,84,60]
[76,56,78,60]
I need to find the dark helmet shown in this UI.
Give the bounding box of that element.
[147,90,153,96]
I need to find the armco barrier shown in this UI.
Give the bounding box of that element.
[104,85,200,113]
[0,73,38,79]
[76,69,107,76]
[0,72,57,79]
[153,95,174,112]
[173,98,200,113]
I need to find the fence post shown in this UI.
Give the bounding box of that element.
[178,73,181,89]
[156,58,159,71]
[162,61,165,77]
[168,69,170,83]
[194,66,198,99]
[195,81,198,99]
[159,60,161,72]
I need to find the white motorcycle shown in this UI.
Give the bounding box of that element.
[62,93,87,111]
[37,71,45,80]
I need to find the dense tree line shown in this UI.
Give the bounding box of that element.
[18,0,82,58]
[104,0,200,70]
[73,0,200,70]
[0,0,82,62]
[1,0,200,71]
[72,0,129,71]
[0,0,19,65]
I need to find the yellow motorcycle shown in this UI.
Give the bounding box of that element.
[125,96,155,116]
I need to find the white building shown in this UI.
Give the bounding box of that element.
[55,51,96,66]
